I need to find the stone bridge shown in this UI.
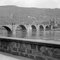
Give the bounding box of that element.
[0,24,52,37]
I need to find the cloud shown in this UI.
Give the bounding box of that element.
[37,0,58,8]
[0,0,6,5]
[53,0,60,8]
[3,0,18,5]
[14,0,58,8]
[0,0,59,8]
[16,0,58,8]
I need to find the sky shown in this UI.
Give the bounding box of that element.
[0,0,60,8]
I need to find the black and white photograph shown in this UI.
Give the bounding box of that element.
[0,0,60,60]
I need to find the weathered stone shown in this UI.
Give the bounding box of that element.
[24,53,28,57]
[35,56,45,60]
[46,58,55,60]
[27,49,32,54]
[40,46,54,57]
[53,49,60,59]
[29,55,34,59]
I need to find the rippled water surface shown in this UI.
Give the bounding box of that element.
[0,28,60,41]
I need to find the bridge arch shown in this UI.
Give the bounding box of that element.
[31,25,37,37]
[0,26,12,37]
[15,25,27,31]
[39,25,44,31]
[31,25,37,31]
[45,25,51,30]
[14,24,27,38]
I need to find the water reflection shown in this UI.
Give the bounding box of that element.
[16,29,27,38]
[39,31,44,39]
[21,30,27,38]
[16,30,60,40]
[43,31,55,40]
[31,29,37,39]
[0,27,8,37]
[0,27,60,40]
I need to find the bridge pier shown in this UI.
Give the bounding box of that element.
[12,30,16,37]
[12,25,17,37]
[27,25,32,38]
[36,25,39,37]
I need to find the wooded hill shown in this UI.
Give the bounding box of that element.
[0,5,60,25]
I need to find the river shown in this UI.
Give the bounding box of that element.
[0,28,60,41]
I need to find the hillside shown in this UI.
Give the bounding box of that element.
[0,5,60,25]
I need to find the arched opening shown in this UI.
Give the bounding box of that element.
[31,25,37,37]
[0,26,12,37]
[31,25,37,31]
[45,25,51,31]
[39,25,44,31]
[16,25,27,31]
[16,25,27,38]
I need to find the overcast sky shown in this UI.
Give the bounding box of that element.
[0,0,60,8]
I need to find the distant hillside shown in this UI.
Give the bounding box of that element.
[0,5,60,25]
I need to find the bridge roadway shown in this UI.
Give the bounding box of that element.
[0,36,60,46]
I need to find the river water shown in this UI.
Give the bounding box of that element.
[16,30,60,40]
[0,28,60,40]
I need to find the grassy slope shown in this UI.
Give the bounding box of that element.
[0,5,60,25]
